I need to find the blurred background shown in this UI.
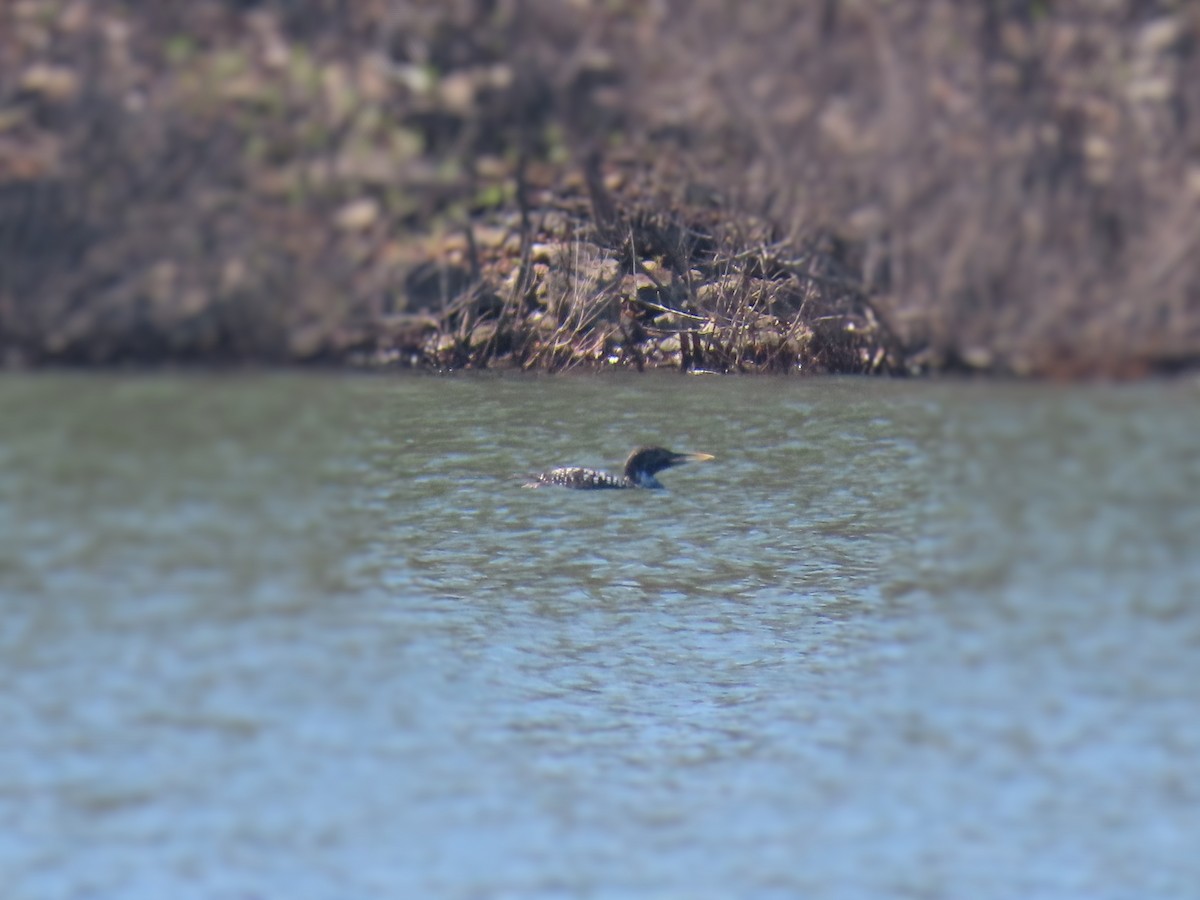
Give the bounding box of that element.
[2,0,1199,374]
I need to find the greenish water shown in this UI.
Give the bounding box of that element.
[2,372,1198,899]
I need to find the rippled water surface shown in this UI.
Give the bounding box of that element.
[2,372,1199,898]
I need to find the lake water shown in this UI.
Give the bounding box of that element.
[2,372,1198,899]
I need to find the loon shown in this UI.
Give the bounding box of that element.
[525,446,714,490]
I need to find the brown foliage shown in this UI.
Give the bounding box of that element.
[1,0,1198,374]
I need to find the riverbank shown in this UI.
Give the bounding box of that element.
[3,2,1199,377]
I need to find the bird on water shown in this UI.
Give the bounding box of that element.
[525,446,714,490]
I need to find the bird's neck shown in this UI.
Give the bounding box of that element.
[628,470,664,489]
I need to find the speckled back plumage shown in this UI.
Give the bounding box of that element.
[525,466,634,490]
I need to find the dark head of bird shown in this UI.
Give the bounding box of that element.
[623,446,715,488]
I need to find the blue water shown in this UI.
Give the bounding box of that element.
[2,373,1198,898]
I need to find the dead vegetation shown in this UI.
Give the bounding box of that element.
[1,0,1198,376]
